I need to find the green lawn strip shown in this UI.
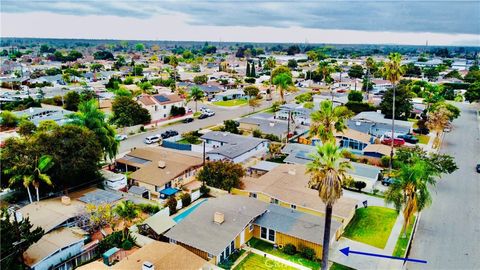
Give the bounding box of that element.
[343,206,398,249]
[330,262,356,270]
[415,134,430,144]
[234,253,297,270]
[407,118,419,129]
[248,238,321,269]
[219,250,246,269]
[213,99,248,107]
[176,138,202,145]
[392,216,416,257]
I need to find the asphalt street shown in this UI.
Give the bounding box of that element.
[407,103,480,270]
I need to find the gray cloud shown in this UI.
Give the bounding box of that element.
[2,0,479,34]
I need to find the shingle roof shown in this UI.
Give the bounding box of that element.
[165,195,268,255]
[201,131,268,159]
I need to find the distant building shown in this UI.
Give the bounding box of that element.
[12,107,74,126]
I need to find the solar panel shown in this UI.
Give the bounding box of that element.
[78,189,122,205]
[295,150,313,160]
[123,155,151,164]
[154,95,170,103]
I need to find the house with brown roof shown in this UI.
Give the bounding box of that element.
[115,147,203,200]
[231,163,359,230]
[136,93,186,122]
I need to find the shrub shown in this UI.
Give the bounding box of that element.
[244,77,256,83]
[138,203,160,214]
[345,101,377,113]
[283,243,297,255]
[17,120,36,136]
[252,129,263,138]
[354,181,367,191]
[121,240,133,250]
[139,126,146,132]
[299,246,316,260]
[180,193,192,207]
[167,197,177,215]
[373,188,380,195]
[263,133,281,142]
[222,96,228,101]
[200,184,210,196]
[348,90,363,102]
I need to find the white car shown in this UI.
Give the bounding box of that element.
[144,134,161,144]
[205,110,215,116]
[115,134,128,141]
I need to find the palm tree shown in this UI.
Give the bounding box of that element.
[188,86,205,112]
[114,200,140,239]
[169,55,179,92]
[272,72,293,103]
[365,57,376,99]
[310,100,353,144]
[307,142,352,270]
[426,106,451,149]
[31,155,54,201]
[382,52,405,171]
[265,57,277,100]
[68,99,118,161]
[318,61,335,100]
[384,159,436,236]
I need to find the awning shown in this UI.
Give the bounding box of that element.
[160,187,180,196]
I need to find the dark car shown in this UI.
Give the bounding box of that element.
[398,134,419,144]
[381,177,397,186]
[413,127,430,135]
[476,164,480,173]
[161,130,179,139]
[198,114,208,119]
[183,118,194,123]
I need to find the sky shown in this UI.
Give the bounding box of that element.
[1,0,479,46]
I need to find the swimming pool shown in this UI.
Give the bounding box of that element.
[173,198,208,223]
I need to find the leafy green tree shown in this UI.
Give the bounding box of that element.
[444,70,462,80]
[273,72,293,103]
[379,81,412,120]
[1,209,44,270]
[0,111,18,128]
[114,200,140,240]
[64,91,81,111]
[310,100,352,144]
[197,160,245,192]
[17,120,36,136]
[187,86,204,112]
[111,96,151,127]
[37,120,59,132]
[193,74,208,85]
[395,146,457,174]
[287,59,298,69]
[465,81,480,103]
[135,43,145,51]
[403,63,422,78]
[68,100,118,161]
[348,64,364,90]
[463,68,480,83]
[264,56,276,70]
[221,120,241,134]
[30,155,54,201]
[243,85,259,97]
[93,50,114,60]
[90,63,104,72]
[347,90,363,102]
[132,65,143,76]
[306,142,352,270]
[250,62,256,77]
[423,67,439,81]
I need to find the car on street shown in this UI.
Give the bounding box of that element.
[413,127,430,135]
[476,163,480,173]
[144,134,161,144]
[183,117,194,123]
[205,110,215,116]
[381,177,397,186]
[381,137,405,147]
[115,134,128,141]
[398,134,419,144]
[200,107,208,112]
[198,113,209,119]
[161,130,179,139]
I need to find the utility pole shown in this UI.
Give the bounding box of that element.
[286,110,291,145]
[389,83,396,172]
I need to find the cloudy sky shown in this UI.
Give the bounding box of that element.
[1,0,479,45]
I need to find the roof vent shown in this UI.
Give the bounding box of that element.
[158,161,166,169]
[288,169,296,175]
[214,212,225,224]
[142,261,154,270]
[61,196,71,205]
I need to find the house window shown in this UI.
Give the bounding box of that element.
[268,229,275,242]
[270,198,279,204]
[231,240,235,252]
[163,105,166,109]
[249,224,254,232]
[155,105,158,111]
[225,245,230,258]
[170,239,177,244]
[163,114,167,118]
[249,192,257,198]
[291,204,297,210]
[220,251,225,262]
[261,227,267,239]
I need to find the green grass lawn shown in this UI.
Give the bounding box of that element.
[415,134,430,144]
[248,238,321,269]
[234,253,296,270]
[213,99,248,107]
[392,216,416,257]
[408,118,419,129]
[343,206,398,249]
[330,262,356,270]
[176,138,202,145]
[219,250,246,269]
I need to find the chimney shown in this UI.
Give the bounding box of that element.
[142,261,154,270]
[158,161,166,169]
[214,212,225,224]
[288,169,296,175]
[61,196,71,205]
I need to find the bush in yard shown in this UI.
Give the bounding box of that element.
[180,193,192,207]
[167,197,177,215]
[200,184,210,196]
[263,133,281,142]
[300,246,316,260]
[138,203,160,214]
[348,90,363,102]
[197,160,246,192]
[354,181,367,191]
[252,129,263,138]
[222,96,228,101]
[244,77,256,83]
[121,239,133,250]
[345,101,376,114]
[283,243,297,255]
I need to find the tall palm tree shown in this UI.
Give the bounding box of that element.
[382,52,405,171]
[365,57,376,99]
[114,200,140,239]
[318,61,335,101]
[265,56,277,100]
[384,159,436,236]
[426,106,451,149]
[272,72,293,103]
[68,99,118,161]
[188,86,205,112]
[31,155,54,202]
[169,55,179,92]
[307,143,352,270]
[310,100,353,144]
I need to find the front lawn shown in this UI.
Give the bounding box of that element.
[213,99,248,107]
[343,206,398,249]
[219,250,246,269]
[415,135,430,144]
[234,253,296,270]
[176,138,202,145]
[330,262,356,270]
[248,238,321,270]
[392,216,416,257]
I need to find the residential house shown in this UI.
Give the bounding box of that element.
[275,103,313,126]
[165,195,340,264]
[115,147,203,200]
[137,93,185,122]
[371,79,392,93]
[201,131,269,163]
[347,119,411,138]
[352,111,414,135]
[238,115,290,140]
[29,74,65,86]
[232,163,358,229]
[213,89,245,101]
[334,128,373,154]
[13,107,74,126]
[362,143,393,158]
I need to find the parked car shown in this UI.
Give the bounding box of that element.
[413,127,430,135]
[381,177,397,186]
[115,134,128,141]
[161,130,179,139]
[198,113,209,119]
[381,137,405,147]
[183,117,194,123]
[398,134,419,144]
[205,110,215,117]
[476,163,480,173]
[144,134,161,144]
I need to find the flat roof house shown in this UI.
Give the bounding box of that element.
[165,195,341,265]
[201,131,269,163]
[238,116,289,140]
[115,147,203,200]
[13,107,74,126]
[347,119,411,138]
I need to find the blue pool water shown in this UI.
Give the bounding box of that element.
[173,198,208,223]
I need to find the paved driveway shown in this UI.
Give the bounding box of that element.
[407,103,480,270]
